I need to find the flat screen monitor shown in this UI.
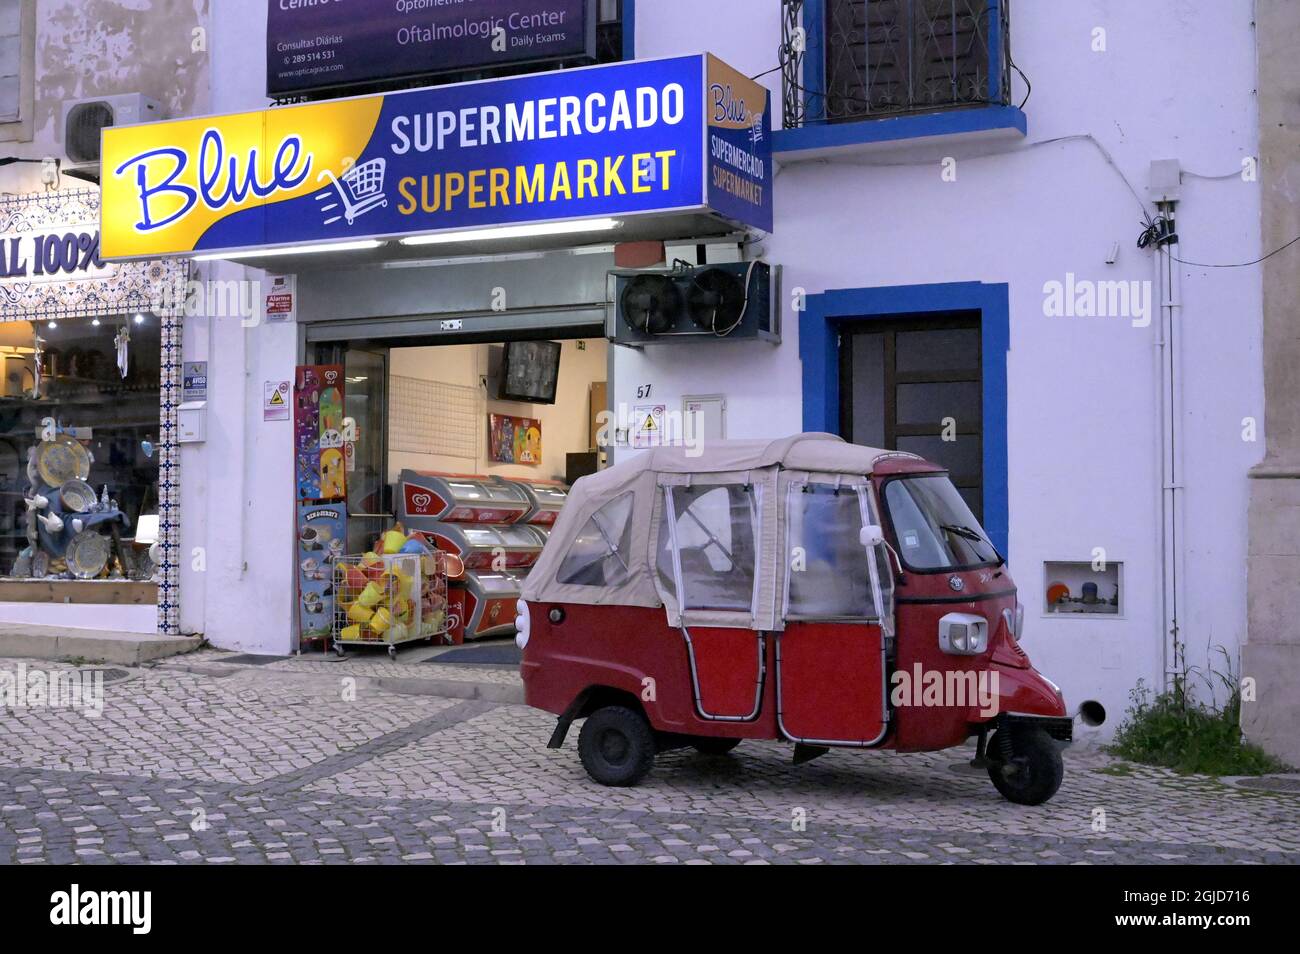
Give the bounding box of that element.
[500,340,561,404]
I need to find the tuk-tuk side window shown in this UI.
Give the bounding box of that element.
[786,485,877,620]
[557,493,635,587]
[657,484,760,612]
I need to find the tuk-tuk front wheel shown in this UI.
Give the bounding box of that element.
[986,727,1063,806]
[578,706,655,787]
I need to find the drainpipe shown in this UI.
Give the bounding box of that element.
[1152,194,1186,688]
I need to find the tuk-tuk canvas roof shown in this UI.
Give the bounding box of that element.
[522,434,899,621]
[552,432,895,498]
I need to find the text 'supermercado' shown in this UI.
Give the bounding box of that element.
[100,54,772,260]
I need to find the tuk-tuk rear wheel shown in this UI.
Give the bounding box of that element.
[986,727,1063,806]
[578,706,656,787]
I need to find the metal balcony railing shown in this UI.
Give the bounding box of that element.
[782,0,1012,129]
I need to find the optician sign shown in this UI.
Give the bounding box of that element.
[99,54,772,261]
[267,0,598,97]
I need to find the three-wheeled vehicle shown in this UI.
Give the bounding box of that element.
[518,434,1092,805]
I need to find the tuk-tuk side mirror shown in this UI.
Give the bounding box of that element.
[860,525,884,548]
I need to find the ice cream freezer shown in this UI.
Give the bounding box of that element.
[421,522,546,571]
[394,470,569,641]
[506,477,569,527]
[397,471,531,525]
[448,569,528,641]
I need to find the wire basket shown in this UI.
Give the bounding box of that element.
[332,548,451,656]
[419,548,452,640]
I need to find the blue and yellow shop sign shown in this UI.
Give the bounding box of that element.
[101,54,772,261]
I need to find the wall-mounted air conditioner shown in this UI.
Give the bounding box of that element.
[60,93,163,168]
[607,261,781,346]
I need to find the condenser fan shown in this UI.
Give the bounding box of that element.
[686,267,748,335]
[620,274,683,335]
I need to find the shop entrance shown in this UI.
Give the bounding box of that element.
[309,326,608,644]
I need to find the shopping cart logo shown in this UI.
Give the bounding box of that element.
[316,158,388,226]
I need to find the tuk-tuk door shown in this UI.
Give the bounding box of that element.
[775,482,891,746]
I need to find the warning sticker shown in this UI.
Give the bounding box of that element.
[264,380,290,421]
[632,404,666,449]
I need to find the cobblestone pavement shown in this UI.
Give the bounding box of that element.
[0,650,1296,864]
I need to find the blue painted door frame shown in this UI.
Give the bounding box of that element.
[622,0,635,60]
[799,281,1010,554]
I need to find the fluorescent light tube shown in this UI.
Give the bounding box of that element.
[192,240,383,261]
[399,218,622,247]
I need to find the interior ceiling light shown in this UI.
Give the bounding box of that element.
[193,239,383,262]
[399,218,622,247]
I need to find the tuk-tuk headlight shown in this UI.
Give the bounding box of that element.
[514,599,531,650]
[939,613,988,655]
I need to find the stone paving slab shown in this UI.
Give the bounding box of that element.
[0,622,202,665]
[0,766,1289,865]
[0,656,1296,864]
[0,661,460,785]
[304,703,1300,855]
[154,646,524,686]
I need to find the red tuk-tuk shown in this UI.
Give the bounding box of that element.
[518,434,1096,805]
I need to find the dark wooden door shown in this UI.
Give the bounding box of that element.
[840,313,983,518]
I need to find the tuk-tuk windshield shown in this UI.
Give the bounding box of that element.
[883,475,1001,571]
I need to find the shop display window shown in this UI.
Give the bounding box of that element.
[0,315,160,581]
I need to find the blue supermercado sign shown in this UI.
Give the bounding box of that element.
[101,54,773,259]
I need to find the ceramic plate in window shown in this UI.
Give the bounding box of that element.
[59,478,96,513]
[36,435,91,486]
[66,530,111,579]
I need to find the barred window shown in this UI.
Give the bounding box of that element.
[824,0,1005,122]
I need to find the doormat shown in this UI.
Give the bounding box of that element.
[425,643,521,666]
[220,654,290,666]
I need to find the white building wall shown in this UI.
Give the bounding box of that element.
[626,0,1262,728]
[181,0,299,653]
[190,0,1264,727]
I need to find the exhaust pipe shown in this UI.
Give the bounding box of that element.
[1074,700,1106,727]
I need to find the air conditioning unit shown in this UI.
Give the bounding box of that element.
[60,93,163,165]
[608,261,781,346]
